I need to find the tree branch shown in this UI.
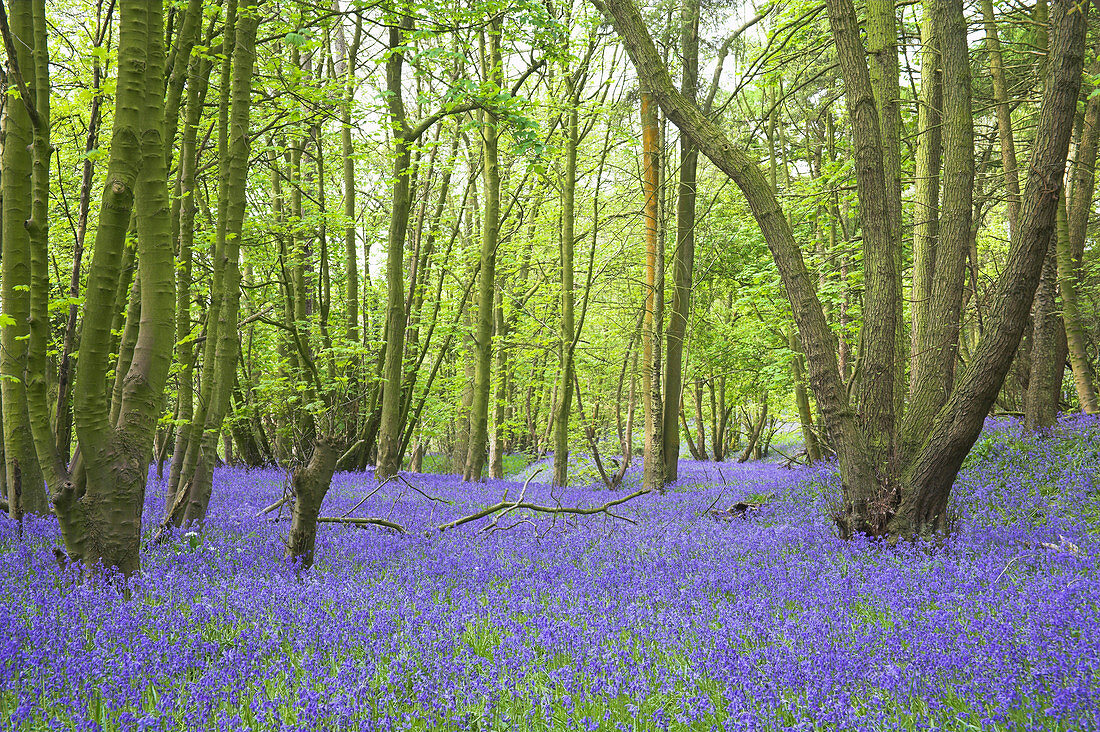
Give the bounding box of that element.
[437,484,651,533]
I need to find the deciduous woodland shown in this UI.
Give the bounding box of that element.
[2,0,1099,729]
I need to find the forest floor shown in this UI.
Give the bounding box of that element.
[2,418,1098,731]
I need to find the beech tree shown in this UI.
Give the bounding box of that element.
[25,1,177,574]
[1,0,50,518]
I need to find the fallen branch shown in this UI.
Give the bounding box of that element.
[438,484,651,533]
[317,516,407,533]
[298,468,652,539]
[256,495,291,518]
[709,494,774,522]
[478,470,535,534]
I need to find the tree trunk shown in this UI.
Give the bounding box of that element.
[165,4,260,528]
[286,436,339,569]
[1,0,49,518]
[694,377,706,458]
[826,0,899,481]
[980,0,1020,231]
[910,0,941,396]
[41,1,179,574]
[790,330,821,462]
[737,396,767,464]
[895,0,1087,535]
[1060,110,1100,412]
[452,312,475,473]
[901,0,973,456]
[54,2,112,466]
[464,23,502,483]
[640,81,664,492]
[553,81,579,487]
[602,0,1087,539]
[1023,4,1065,431]
[375,19,415,481]
[1060,68,1099,419]
[489,287,508,479]
[1025,243,1062,430]
[166,52,211,505]
[662,0,699,483]
[867,0,905,417]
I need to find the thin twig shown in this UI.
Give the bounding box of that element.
[994,555,1022,583]
[338,476,394,518]
[437,485,650,533]
[393,474,453,504]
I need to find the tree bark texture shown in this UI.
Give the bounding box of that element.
[640,82,664,492]
[1060,44,1100,414]
[901,0,973,457]
[376,19,415,481]
[909,0,940,399]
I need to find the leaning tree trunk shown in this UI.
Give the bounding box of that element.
[894,0,1088,536]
